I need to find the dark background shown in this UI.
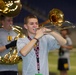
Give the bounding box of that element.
[13,0,76,25]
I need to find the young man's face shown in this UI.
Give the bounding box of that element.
[24,18,39,35]
[2,17,13,28]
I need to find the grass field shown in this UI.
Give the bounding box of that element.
[18,48,76,75]
[48,48,76,75]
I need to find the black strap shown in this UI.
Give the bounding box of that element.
[5,40,17,49]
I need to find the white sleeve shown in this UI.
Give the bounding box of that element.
[17,38,28,53]
[45,35,60,51]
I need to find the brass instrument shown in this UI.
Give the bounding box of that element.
[49,8,64,26]
[0,0,23,64]
[0,0,22,17]
[39,8,64,27]
[0,25,25,64]
[39,8,75,30]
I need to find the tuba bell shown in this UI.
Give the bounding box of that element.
[0,0,22,17]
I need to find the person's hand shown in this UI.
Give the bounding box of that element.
[35,28,44,39]
[35,27,52,39]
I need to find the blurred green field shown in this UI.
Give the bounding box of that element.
[48,48,76,75]
[18,48,76,75]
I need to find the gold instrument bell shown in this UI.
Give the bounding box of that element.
[49,8,64,26]
[0,25,25,64]
[39,8,64,27]
[0,0,22,17]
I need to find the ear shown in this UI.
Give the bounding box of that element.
[24,24,28,29]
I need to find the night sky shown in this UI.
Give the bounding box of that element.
[13,0,76,25]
